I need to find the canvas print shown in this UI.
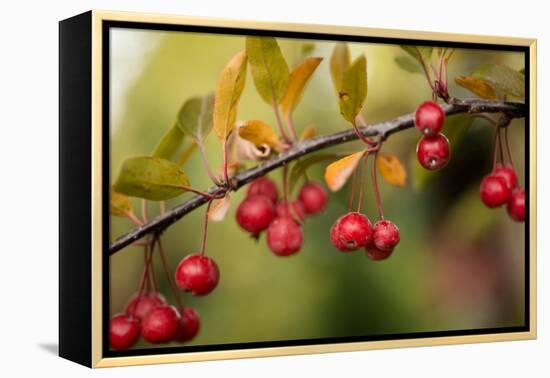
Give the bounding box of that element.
[107,26,528,354]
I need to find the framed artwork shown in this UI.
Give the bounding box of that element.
[59,10,537,368]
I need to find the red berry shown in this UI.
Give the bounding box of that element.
[415,101,445,136]
[247,177,278,203]
[493,164,518,190]
[236,195,275,234]
[275,200,305,222]
[125,292,166,321]
[365,243,393,261]
[480,174,512,208]
[298,181,328,215]
[177,306,200,342]
[267,217,304,256]
[507,188,525,222]
[141,305,181,343]
[373,220,400,251]
[109,314,140,350]
[416,133,451,170]
[330,212,373,252]
[175,254,220,296]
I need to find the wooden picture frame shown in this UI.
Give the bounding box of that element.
[59,10,537,368]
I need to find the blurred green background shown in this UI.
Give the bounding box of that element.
[109,28,526,349]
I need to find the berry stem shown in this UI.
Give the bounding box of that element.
[282,164,289,206]
[155,236,184,309]
[497,128,505,165]
[492,126,499,170]
[356,152,369,213]
[137,243,152,296]
[348,159,358,212]
[371,151,385,220]
[504,126,515,168]
[199,199,214,256]
[147,242,159,295]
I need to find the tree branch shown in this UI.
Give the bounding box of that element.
[109,98,525,255]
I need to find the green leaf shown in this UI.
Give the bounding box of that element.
[114,156,190,201]
[213,50,248,141]
[394,56,422,74]
[151,123,185,160]
[330,43,350,92]
[110,189,134,217]
[338,55,367,123]
[246,36,289,104]
[289,153,342,193]
[279,57,323,117]
[472,63,525,99]
[400,45,433,65]
[177,94,215,142]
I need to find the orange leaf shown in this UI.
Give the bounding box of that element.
[208,195,231,222]
[300,125,317,140]
[376,154,407,187]
[324,151,364,192]
[279,57,323,117]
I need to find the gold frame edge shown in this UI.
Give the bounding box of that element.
[89,9,537,368]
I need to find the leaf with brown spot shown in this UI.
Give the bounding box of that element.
[376,154,407,187]
[338,55,367,124]
[324,151,364,192]
[279,57,322,117]
[213,50,248,142]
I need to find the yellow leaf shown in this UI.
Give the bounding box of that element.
[209,195,231,222]
[300,125,317,140]
[455,76,498,100]
[376,154,407,187]
[330,43,350,92]
[175,142,197,167]
[279,57,323,117]
[339,55,367,123]
[238,120,281,149]
[324,151,364,192]
[213,50,248,141]
[110,189,134,217]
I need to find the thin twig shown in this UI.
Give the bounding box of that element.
[109,98,525,255]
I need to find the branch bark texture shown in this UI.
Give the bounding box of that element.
[109,98,525,255]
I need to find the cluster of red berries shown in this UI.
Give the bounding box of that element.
[330,212,400,260]
[236,177,328,256]
[480,164,525,222]
[415,101,451,171]
[110,252,220,350]
[109,292,200,350]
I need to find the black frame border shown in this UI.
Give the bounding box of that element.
[102,20,531,359]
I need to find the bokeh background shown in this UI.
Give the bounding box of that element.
[109,27,526,349]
